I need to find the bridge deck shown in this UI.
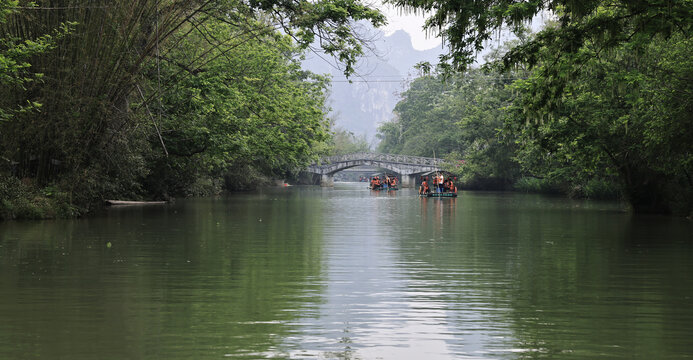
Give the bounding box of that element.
[305,152,445,181]
[311,152,443,167]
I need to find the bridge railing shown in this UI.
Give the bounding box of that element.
[312,152,445,167]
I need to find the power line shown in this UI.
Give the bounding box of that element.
[331,80,407,83]
[328,76,526,83]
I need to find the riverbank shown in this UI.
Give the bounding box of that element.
[0,175,81,220]
[3,174,688,221]
[453,175,622,200]
[512,177,622,200]
[0,171,280,221]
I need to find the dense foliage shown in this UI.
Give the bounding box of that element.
[378,31,692,211]
[0,0,384,219]
[0,0,72,121]
[378,35,691,213]
[376,1,692,214]
[509,31,692,213]
[329,127,371,155]
[143,15,334,195]
[377,67,521,190]
[384,0,692,72]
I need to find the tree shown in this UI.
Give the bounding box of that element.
[508,33,693,213]
[382,0,692,213]
[144,14,333,195]
[0,0,385,208]
[377,68,521,189]
[377,73,450,156]
[329,127,371,155]
[0,1,72,122]
[383,0,692,72]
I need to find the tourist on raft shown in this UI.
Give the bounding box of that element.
[420,174,458,194]
[419,176,430,195]
[445,177,458,194]
[371,176,383,190]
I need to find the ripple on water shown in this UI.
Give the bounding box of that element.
[1,185,692,359]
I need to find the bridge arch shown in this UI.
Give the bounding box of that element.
[305,152,444,187]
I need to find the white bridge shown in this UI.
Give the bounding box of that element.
[305,152,444,187]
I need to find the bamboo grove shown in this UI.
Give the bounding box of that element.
[0,0,384,219]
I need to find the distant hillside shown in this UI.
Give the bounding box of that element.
[303,30,444,140]
[380,30,442,75]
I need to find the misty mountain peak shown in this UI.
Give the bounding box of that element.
[302,27,443,139]
[385,30,414,51]
[379,30,442,76]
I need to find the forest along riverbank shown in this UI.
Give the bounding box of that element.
[0,1,385,221]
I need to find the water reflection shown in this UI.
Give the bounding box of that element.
[390,191,693,359]
[1,184,692,359]
[0,195,328,359]
[419,196,457,236]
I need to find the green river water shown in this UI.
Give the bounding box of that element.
[1,183,692,359]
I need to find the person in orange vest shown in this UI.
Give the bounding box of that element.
[448,177,457,193]
[391,176,398,188]
[419,176,430,195]
[431,175,439,193]
[374,176,381,190]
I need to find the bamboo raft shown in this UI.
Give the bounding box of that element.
[420,192,458,198]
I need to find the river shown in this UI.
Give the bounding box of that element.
[1,183,692,359]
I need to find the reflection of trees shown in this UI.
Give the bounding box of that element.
[391,192,693,358]
[0,193,326,359]
[506,213,693,359]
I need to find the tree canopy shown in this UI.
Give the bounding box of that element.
[384,0,692,71]
[508,31,692,213]
[0,0,385,217]
[377,2,692,213]
[377,67,522,190]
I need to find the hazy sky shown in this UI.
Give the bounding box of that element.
[376,2,550,52]
[376,2,442,51]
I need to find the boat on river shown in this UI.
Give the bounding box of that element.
[368,186,398,191]
[367,173,399,191]
[420,192,457,198]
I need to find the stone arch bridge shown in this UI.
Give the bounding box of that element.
[305,152,444,187]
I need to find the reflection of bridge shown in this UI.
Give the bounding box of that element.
[305,152,444,187]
